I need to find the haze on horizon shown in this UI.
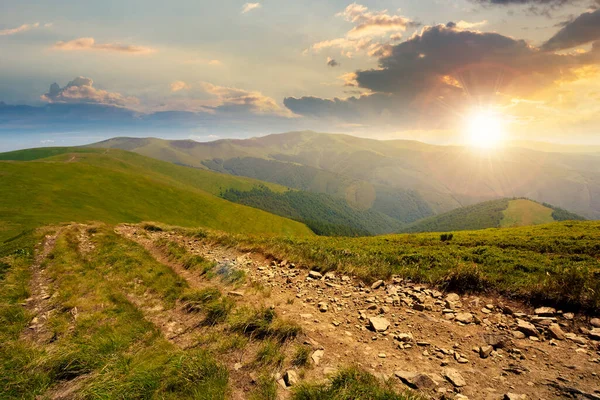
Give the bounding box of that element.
[1,0,600,151]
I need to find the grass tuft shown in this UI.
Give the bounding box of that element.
[292,345,311,367]
[229,307,301,341]
[292,367,422,400]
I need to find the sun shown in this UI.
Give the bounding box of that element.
[465,109,505,149]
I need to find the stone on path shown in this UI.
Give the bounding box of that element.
[548,323,566,340]
[590,318,600,328]
[395,371,437,390]
[284,370,299,387]
[443,368,467,387]
[534,307,556,317]
[371,280,385,289]
[368,316,390,332]
[308,271,323,279]
[516,319,539,337]
[455,312,474,324]
[589,328,600,341]
[311,349,324,365]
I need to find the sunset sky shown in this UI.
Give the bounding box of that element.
[1,0,600,150]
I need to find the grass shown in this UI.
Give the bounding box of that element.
[155,238,217,274]
[292,345,312,367]
[185,220,600,312]
[229,307,302,341]
[0,148,313,243]
[292,367,422,400]
[0,225,230,399]
[501,199,554,227]
[254,340,285,368]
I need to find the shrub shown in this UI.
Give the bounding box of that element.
[254,340,285,368]
[440,233,454,242]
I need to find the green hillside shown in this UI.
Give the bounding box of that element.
[0,148,314,242]
[205,157,434,225]
[222,185,403,236]
[404,198,585,233]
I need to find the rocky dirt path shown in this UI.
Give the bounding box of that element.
[116,224,600,400]
[22,229,62,344]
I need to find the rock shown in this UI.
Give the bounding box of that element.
[516,319,539,337]
[308,271,323,279]
[368,316,390,332]
[443,368,467,387]
[483,333,508,349]
[590,318,600,328]
[228,291,244,297]
[311,349,324,365]
[565,333,587,345]
[504,394,527,400]
[395,333,413,343]
[548,323,566,340]
[534,307,556,317]
[318,302,328,312]
[446,293,460,303]
[479,345,493,359]
[563,312,574,320]
[589,328,600,341]
[371,280,385,290]
[284,370,299,386]
[511,330,526,339]
[455,313,474,324]
[395,371,438,390]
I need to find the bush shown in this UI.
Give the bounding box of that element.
[440,233,454,242]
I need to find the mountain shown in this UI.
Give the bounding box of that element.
[0,147,313,242]
[90,131,600,220]
[403,198,586,233]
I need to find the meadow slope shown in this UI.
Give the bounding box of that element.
[0,148,313,242]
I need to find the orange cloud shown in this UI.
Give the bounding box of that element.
[0,22,40,36]
[170,81,190,92]
[53,37,156,54]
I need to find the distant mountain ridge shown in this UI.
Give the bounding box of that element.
[91,132,600,220]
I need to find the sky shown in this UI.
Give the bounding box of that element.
[1,0,600,150]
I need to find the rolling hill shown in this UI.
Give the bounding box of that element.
[403,198,585,233]
[90,131,600,220]
[0,148,314,242]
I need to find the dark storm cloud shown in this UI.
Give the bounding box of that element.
[284,25,600,128]
[327,57,340,67]
[541,9,600,51]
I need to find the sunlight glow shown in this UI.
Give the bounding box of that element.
[466,109,505,149]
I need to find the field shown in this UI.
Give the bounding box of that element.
[0,148,313,243]
[500,199,554,227]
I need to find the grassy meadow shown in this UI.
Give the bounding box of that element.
[186,220,600,312]
[0,148,313,243]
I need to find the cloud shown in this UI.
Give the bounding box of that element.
[53,37,156,54]
[242,3,261,13]
[0,22,40,36]
[307,4,417,58]
[199,82,286,115]
[454,20,489,29]
[41,77,139,107]
[286,24,600,129]
[327,57,340,67]
[170,81,190,92]
[337,3,417,38]
[541,9,600,51]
